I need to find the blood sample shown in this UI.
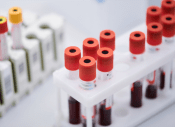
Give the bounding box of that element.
[100,30,115,51]
[83,38,99,60]
[161,14,175,91]
[129,31,145,107]
[146,22,163,98]
[97,47,113,126]
[161,0,175,16]
[131,81,142,107]
[146,6,161,26]
[79,56,96,127]
[9,7,23,49]
[65,46,81,124]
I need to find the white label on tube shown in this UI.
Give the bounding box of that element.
[163,36,174,43]
[80,79,96,90]
[81,105,95,119]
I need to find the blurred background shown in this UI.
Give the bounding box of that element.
[2,0,174,127]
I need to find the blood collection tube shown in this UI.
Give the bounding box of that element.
[97,47,113,126]
[100,30,115,51]
[65,46,81,124]
[161,0,175,16]
[9,7,23,49]
[160,14,175,91]
[83,38,99,60]
[0,16,9,61]
[79,56,96,127]
[146,6,161,26]
[146,22,163,99]
[129,31,145,107]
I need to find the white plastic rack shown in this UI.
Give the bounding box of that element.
[53,23,175,127]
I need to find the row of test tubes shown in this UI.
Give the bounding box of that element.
[61,0,175,127]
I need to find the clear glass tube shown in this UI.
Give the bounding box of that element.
[11,22,23,49]
[98,70,113,126]
[0,33,9,61]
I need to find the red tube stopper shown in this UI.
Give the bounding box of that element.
[161,0,175,16]
[146,6,161,26]
[100,30,115,51]
[147,22,163,46]
[97,47,113,72]
[79,56,96,81]
[0,16,8,34]
[83,38,99,60]
[129,31,145,54]
[65,46,81,71]
[161,14,175,37]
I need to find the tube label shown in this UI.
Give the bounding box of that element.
[80,79,96,90]
[81,105,96,119]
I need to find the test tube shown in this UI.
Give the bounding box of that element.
[100,30,115,51]
[129,31,145,107]
[83,38,99,60]
[97,47,113,126]
[161,0,175,16]
[79,56,96,127]
[0,16,9,61]
[146,22,163,98]
[146,6,161,26]
[64,46,81,124]
[9,7,23,49]
[160,14,175,92]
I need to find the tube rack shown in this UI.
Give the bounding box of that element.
[53,22,175,127]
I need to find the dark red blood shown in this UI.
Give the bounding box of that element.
[160,71,165,89]
[68,96,81,124]
[131,81,142,108]
[145,85,157,99]
[99,104,112,126]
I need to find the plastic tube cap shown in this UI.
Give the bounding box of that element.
[9,7,23,24]
[97,47,113,72]
[83,38,99,60]
[129,31,145,54]
[0,16,8,34]
[79,56,96,81]
[147,22,163,46]
[161,0,175,16]
[161,14,175,37]
[146,6,161,26]
[100,30,115,51]
[65,46,81,71]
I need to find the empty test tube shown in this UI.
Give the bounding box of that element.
[79,56,96,127]
[97,47,113,126]
[129,31,145,107]
[64,46,81,124]
[9,7,23,49]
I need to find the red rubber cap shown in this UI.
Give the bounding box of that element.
[100,30,115,51]
[83,38,99,60]
[146,6,161,26]
[0,16,8,34]
[161,0,175,16]
[161,14,175,37]
[129,31,145,54]
[79,56,96,81]
[147,22,163,46]
[97,47,113,72]
[64,46,81,71]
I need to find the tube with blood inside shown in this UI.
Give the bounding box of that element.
[0,16,9,61]
[160,14,175,93]
[129,31,145,107]
[97,47,113,126]
[146,22,163,99]
[79,56,96,127]
[9,7,23,49]
[65,46,81,124]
